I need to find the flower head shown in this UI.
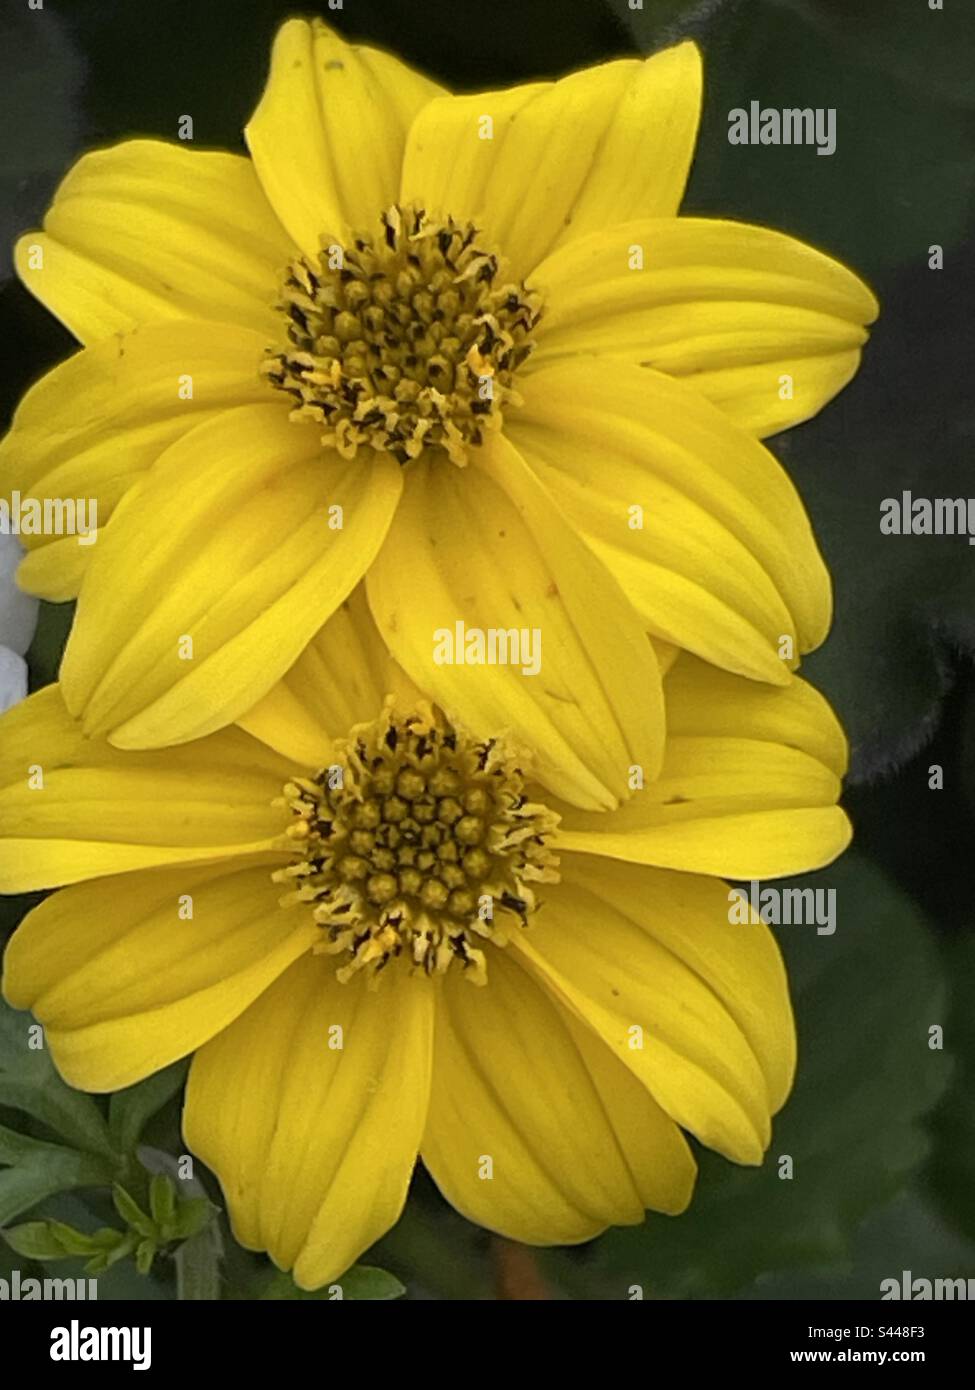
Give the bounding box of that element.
[0,590,850,1288]
[1,20,876,796]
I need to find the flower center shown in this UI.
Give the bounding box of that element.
[273,705,560,984]
[261,204,542,466]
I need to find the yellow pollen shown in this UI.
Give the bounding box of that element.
[272,704,560,984]
[261,204,543,466]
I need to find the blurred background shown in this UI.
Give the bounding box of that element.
[1,0,974,1299]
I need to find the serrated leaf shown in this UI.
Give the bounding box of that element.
[0,1127,116,1224]
[108,1060,189,1155]
[543,852,950,1298]
[0,998,117,1159]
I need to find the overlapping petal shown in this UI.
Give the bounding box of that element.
[0,685,289,891]
[366,434,664,812]
[422,946,695,1245]
[531,218,879,437]
[552,654,850,879]
[184,953,434,1289]
[1,862,313,1091]
[508,358,832,678]
[14,141,294,344]
[401,43,701,278]
[514,855,795,1164]
[59,404,403,748]
[246,18,445,257]
[237,585,394,767]
[1,321,276,601]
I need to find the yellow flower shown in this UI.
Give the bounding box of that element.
[2,19,876,798]
[0,590,849,1289]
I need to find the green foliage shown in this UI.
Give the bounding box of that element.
[108,1061,189,1156]
[0,1003,116,1159]
[253,1265,406,1301]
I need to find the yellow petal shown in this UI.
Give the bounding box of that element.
[366,436,664,811]
[554,655,851,880]
[514,859,795,1161]
[15,141,294,344]
[508,357,832,671]
[1,861,312,1091]
[533,217,878,436]
[246,19,444,257]
[58,405,403,748]
[184,955,434,1288]
[238,585,392,767]
[558,1004,697,1218]
[402,43,701,278]
[664,651,848,776]
[422,946,694,1245]
[1,320,274,600]
[0,685,290,891]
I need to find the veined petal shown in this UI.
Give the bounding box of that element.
[553,656,851,880]
[1,321,275,601]
[246,18,444,258]
[556,1005,697,1218]
[0,685,290,892]
[422,946,693,1245]
[238,585,409,767]
[59,405,403,749]
[508,358,832,673]
[514,858,795,1161]
[1,862,313,1092]
[366,436,664,812]
[664,652,848,776]
[401,43,701,279]
[184,953,434,1289]
[532,218,878,436]
[15,141,295,344]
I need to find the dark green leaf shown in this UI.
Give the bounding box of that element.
[175,1225,223,1301]
[0,998,117,1158]
[254,1264,405,1301]
[107,1059,189,1155]
[0,1127,116,1224]
[770,0,975,107]
[25,600,75,692]
[924,934,975,1242]
[684,2,975,280]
